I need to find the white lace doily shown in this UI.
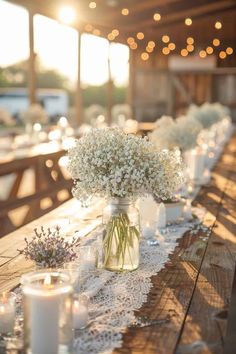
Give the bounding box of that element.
[73,207,206,354]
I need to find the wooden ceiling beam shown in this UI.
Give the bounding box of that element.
[121,0,236,30]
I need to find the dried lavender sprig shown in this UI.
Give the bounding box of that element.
[18,226,80,268]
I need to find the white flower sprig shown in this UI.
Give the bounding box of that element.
[149,115,202,152]
[187,103,225,129]
[68,128,185,203]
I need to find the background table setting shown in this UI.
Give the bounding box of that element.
[0,103,235,354]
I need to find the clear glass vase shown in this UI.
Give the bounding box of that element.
[102,198,140,272]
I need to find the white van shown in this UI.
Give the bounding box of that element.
[0,88,69,119]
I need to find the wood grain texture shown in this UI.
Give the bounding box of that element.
[114,134,236,354]
[0,134,235,354]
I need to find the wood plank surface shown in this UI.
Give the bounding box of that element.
[114,134,236,354]
[0,134,235,354]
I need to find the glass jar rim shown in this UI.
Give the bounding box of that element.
[21,270,73,295]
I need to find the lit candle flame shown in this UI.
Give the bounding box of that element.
[44,275,52,286]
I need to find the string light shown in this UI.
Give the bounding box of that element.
[181,49,188,57]
[187,44,194,52]
[127,37,135,45]
[226,47,233,55]
[141,52,149,61]
[185,18,192,26]
[89,2,96,9]
[215,21,222,29]
[199,50,207,58]
[84,24,93,32]
[137,32,144,40]
[93,29,101,36]
[162,35,170,43]
[148,41,155,48]
[187,37,194,45]
[162,47,170,55]
[153,13,161,21]
[168,43,176,50]
[121,8,129,15]
[130,42,138,50]
[146,46,154,53]
[213,38,220,46]
[107,33,115,41]
[206,46,213,54]
[112,29,119,37]
[219,51,226,59]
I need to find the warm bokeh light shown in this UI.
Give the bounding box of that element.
[199,50,207,58]
[121,8,129,16]
[107,33,115,41]
[141,52,149,61]
[168,42,176,50]
[89,2,96,9]
[146,46,153,53]
[215,21,222,29]
[187,37,194,45]
[162,35,170,43]
[213,38,220,46]
[219,51,226,59]
[93,29,101,36]
[130,42,137,50]
[226,47,233,55]
[162,47,170,55]
[185,18,192,26]
[58,6,76,24]
[136,32,144,40]
[127,37,135,45]
[181,49,188,57]
[187,44,194,52]
[206,46,213,54]
[112,29,119,37]
[85,23,93,32]
[148,41,155,48]
[153,13,161,21]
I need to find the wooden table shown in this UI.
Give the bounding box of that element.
[0,140,73,237]
[0,134,235,354]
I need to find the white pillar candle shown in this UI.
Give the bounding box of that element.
[142,222,156,238]
[73,302,89,329]
[157,203,166,229]
[73,294,89,330]
[28,276,61,354]
[184,200,192,220]
[188,148,205,181]
[0,293,15,334]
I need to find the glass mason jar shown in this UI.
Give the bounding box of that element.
[21,270,74,354]
[102,198,140,272]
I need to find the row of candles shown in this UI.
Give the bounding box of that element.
[0,246,99,353]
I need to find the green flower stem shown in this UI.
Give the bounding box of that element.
[103,212,140,271]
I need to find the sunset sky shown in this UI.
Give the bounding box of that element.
[0,0,129,86]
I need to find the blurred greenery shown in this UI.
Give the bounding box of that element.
[0,60,127,108]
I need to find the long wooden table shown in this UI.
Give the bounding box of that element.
[0,134,235,354]
[0,140,73,237]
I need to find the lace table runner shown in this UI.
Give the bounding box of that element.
[11,137,231,354]
[72,207,207,354]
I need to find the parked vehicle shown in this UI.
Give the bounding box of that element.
[0,88,69,121]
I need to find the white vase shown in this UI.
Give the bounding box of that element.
[164,200,185,223]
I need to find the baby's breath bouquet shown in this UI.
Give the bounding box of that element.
[149,115,202,152]
[187,103,222,129]
[68,128,184,271]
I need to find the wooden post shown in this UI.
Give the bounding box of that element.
[28,9,36,104]
[107,43,113,125]
[75,31,83,126]
[127,49,135,117]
